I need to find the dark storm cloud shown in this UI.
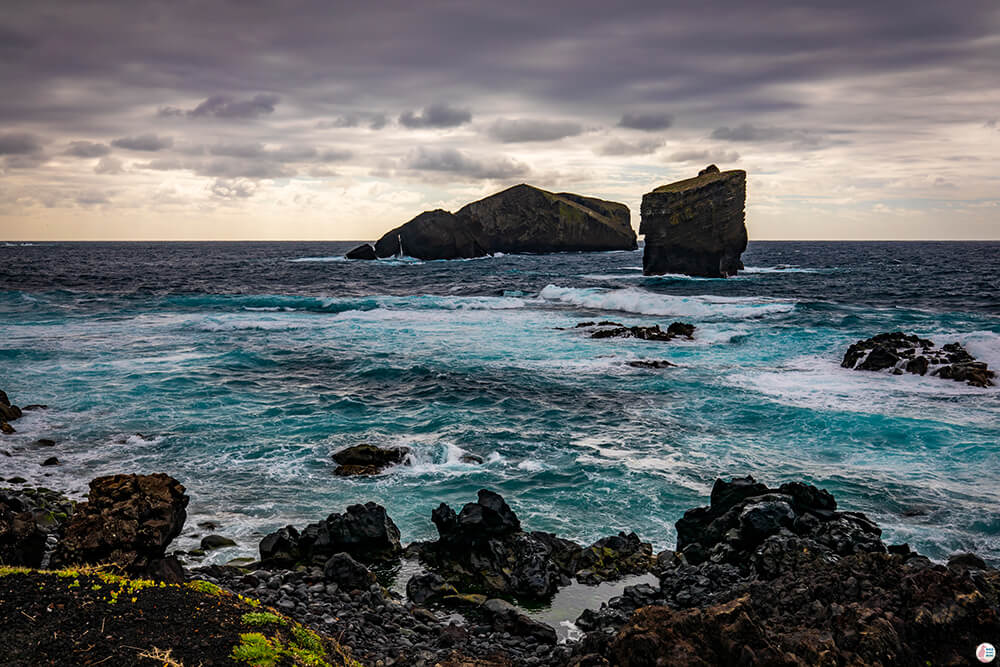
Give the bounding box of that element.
[487,119,584,143]
[65,141,111,158]
[0,132,42,155]
[618,113,673,131]
[405,147,529,180]
[159,94,280,120]
[399,104,472,129]
[111,134,174,151]
[596,138,664,156]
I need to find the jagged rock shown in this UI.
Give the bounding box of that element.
[322,552,377,590]
[585,321,695,343]
[345,243,377,260]
[639,165,747,277]
[40,457,59,467]
[842,332,995,386]
[572,532,655,584]
[52,473,189,578]
[332,444,410,476]
[364,184,637,260]
[0,422,13,435]
[259,501,401,566]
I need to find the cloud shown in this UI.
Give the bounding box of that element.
[987,119,998,129]
[210,178,258,199]
[596,138,664,156]
[487,118,583,143]
[207,142,351,163]
[317,112,387,130]
[94,156,124,174]
[618,113,674,131]
[670,149,741,164]
[65,141,111,158]
[111,134,174,151]
[399,104,472,128]
[405,147,529,180]
[0,132,42,155]
[318,148,353,162]
[711,124,828,147]
[187,94,280,119]
[76,191,111,206]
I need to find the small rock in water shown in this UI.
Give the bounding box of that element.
[627,360,676,369]
[842,332,995,386]
[200,534,237,550]
[41,457,59,466]
[33,439,57,447]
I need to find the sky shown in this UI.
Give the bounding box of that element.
[1,0,998,241]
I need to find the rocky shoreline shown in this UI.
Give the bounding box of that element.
[4,469,998,666]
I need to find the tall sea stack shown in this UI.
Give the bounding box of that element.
[639,165,747,277]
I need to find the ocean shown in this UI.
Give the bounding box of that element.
[1,241,998,568]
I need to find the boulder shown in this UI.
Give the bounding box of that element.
[842,332,995,386]
[589,322,695,342]
[406,572,459,605]
[481,598,558,645]
[52,473,189,578]
[572,532,655,584]
[364,184,637,260]
[200,534,237,550]
[345,243,377,260]
[259,501,401,566]
[332,444,410,476]
[639,165,748,277]
[0,486,76,568]
[322,552,377,590]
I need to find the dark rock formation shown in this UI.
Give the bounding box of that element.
[322,552,377,590]
[0,388,24,434]
[587,321,695,342]
[259,502,401,566]
[345,243,377,260]
[626,360,677,369]
[52,473,188,580]
[481,598,558,645]
[200,534,237,550]
[639,165,747,277]
[358,184,637,260]
[332,444,410,476]
[406,572,459,605]
[842,332,995,387]
[409,490,655,600]
[0,486,76,568]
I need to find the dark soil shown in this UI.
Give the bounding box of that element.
[0,568,355,666]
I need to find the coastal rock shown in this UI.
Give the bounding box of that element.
[639,165,748,277]
[345,243,377,260]
[572,532,655,584]
[364,184,637,260]
[589,322,695,342]
[0,388,23,424]
[200,534,237,550]
[842,332,995,387]
[0,486,76,568]
[406,572,459,604]
[260,501,401,566]
[332,444,410,476]
[322,552,377,590]
[52,473,189,579]
[481,598,558,645]
[626,360,676,369]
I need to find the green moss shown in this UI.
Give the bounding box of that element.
[231,632,281,666]
[241,611,286,627]
[186,579,223,596]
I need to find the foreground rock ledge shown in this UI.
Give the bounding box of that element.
[640,164,747,277]
[347,183,637,261]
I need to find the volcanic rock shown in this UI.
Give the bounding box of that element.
[332,444,410,476]
[52,473,189,579]
[345,243,377,260]
[639,165,748,277]
[364,184,637,260]
[842,332,995,387]
[0,486,76,568]
[260,501,401,566]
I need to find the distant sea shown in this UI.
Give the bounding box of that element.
[1,241,998,566]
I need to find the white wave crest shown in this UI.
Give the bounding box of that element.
[538,285,795,320]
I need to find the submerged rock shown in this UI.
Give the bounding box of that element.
[842,332,995,387]
[588,321,695,342]
[52,473,189,580]
[0,388,24,426]
[639,165,748,277]
[361,184,637,260]
[332,444,410,476]
[345,243,377,260]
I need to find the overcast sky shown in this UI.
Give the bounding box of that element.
[1,0,998,240]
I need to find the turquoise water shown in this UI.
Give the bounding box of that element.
[1,242,998,566]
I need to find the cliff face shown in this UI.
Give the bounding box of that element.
[352,184,636,260]
[639,165,747,277]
